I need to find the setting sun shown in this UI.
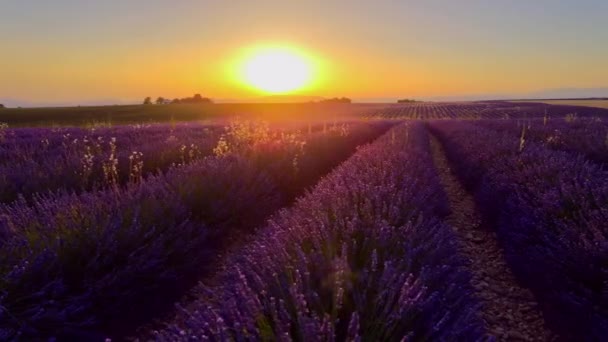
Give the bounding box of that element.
[240,47,315,94]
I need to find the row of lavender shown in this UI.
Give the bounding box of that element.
[154,123,486,341]
[429,121,608,340]
[367,101,608,120]
[0,121,338,204]
[0,121,391,340]
[0,123,223,203]
[474,118,608,166]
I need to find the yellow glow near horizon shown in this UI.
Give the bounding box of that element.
[238,46,317,94]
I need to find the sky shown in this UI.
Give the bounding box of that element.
[1,0,607,105]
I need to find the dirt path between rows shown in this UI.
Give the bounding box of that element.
[429,134,553,341]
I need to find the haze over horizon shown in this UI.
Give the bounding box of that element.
[1,1,607,106]
[4,88,608,108]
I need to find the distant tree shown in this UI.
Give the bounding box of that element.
[320,97,351,104]
[156,97,165,105]
[179,94,213,104]
[143,97,152,105]
[0,104,4,109]
[397,99,417,103]
[192,94,212,103]
[161,94,214,104]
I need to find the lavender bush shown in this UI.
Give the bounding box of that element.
[0,123,224,203]
[474,118,608,166]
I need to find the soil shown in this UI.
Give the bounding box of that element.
[429,134,554,341]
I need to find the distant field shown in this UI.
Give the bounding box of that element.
[514,99,608,110]
[0,103,387,127]
[2,101,608,128]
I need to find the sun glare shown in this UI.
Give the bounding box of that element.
[240,47,315,94]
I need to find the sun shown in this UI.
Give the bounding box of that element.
[240,47,314,94]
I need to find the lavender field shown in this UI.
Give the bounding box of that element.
[1,102,607,341]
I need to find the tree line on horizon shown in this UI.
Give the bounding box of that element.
[313,97,352,104]
[144,94,213,105]
[144,95,354,105]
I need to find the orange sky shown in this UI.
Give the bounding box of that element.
[1,1,607,105]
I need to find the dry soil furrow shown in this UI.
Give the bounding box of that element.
[429,134,553,341]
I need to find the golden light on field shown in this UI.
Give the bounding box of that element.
[237,46,318,94]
